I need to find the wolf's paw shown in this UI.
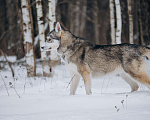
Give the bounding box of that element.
[86,90,92,95]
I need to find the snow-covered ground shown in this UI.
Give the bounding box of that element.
[0,63,150,120]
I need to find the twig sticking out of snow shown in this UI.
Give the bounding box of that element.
[115,106,120,112]
[0,71,9,96]
[13,78,21,98]
[23,77,27,94]
[66,75,75,90]
[126,95,128,109]
[121,100,124,109]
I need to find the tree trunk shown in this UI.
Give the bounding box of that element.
[115,0,122,44]
[74,0,80,36]
[48,0,57,61]
[79,0,87,38]
[36,0,50,76]
[127,0,133,44]
[6,0,17,49]
[69,0,76,34]
[93,0,99,45]
[48,0,56,31]
[138,0,144,45]
[21,0,36,77]
[109,0,116,44]
[48,0,59,76]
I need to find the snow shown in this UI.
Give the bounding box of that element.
[0,61,150,120]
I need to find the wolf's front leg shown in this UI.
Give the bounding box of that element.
[70,74,80,95]
[81,71,92,95]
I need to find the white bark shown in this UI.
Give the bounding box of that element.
[127,0,133,44]
[109,0,116,44]
[48,0,56,31]
[48,0,58,61]
[36,0,46,59]
[36,0,51,76]
[21,0,36,77]
[115,0,122,44]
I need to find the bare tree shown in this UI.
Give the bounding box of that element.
[138,0,144,45]
[109,0,116,44]
[93,0,100,44]
[79,0,87,38]
[74,0,80,36]
[21,0,36,77]
[115,0,122,44]
[127,0,133,44]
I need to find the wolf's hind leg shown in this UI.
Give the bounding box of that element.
[120,73,139,92]
[70,74,80,95]
[131,73,150,90]
[126,60,150,90]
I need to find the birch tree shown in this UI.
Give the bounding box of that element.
[48,0,56,31]
[109,0,116,44]
[21,0,36,77]
[127,0,133,44]
[48,0,59,76]
[36,0,50,76]
[48,0,57,61]
[115,0,122,44]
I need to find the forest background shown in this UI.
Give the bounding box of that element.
[0,0,150,76]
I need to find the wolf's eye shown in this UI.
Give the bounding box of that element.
[47,36,52,43]
[48,39,53,43]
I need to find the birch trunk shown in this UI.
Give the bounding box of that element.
[48,0,57,61]
[127,0,133,44]
[21,0,36,77]
[48,0,56,31]
[115,0,122,44]
[48,0,59,76]
[94,0,99,45]
[109,0,116,44]
[36,0,50,76]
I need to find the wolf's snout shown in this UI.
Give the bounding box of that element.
[41,46,44,49]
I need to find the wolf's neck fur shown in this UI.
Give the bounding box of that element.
[58,30,86,56]
[61,30,85,46]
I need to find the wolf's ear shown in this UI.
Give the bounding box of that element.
[55,22,61,34]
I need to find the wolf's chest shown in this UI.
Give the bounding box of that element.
[66,62,79,75]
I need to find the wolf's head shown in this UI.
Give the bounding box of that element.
[41,22,62,51]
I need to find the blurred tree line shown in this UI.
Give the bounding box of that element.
[0,0,150,60]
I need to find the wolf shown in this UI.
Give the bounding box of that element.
[41,22,150,95]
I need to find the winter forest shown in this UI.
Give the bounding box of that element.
[0,0,150,120]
